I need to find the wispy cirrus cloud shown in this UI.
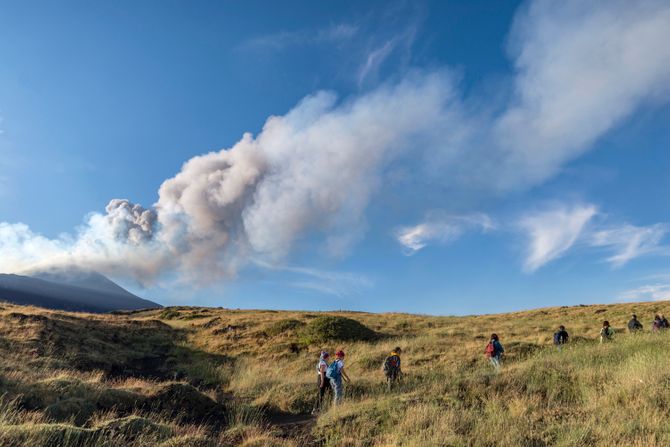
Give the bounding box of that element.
[357,23,418,87]
[395,212,494,255]
[619,283,670,302]
[518,203,669,272]
[493,0,670,188]
[590,223,669,267]
[255,261,373,297]
[240,23,359,51]
[519,204,597,272]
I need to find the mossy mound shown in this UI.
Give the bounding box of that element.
[44,398,96,426]
[95,388,145,412]
[266,319,306,337]
[159,309,180,320]
[97,416,172,442]
[300,316,377,345]
[25,378,94,408]
[0,423,97,447]
[145,383,225,424]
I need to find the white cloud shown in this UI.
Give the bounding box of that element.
[518,206,668,272]
[395,212,494,255]
[619,283,670,302]
[519,204,597,272]
[492,0,670,187]
[590,223,669,267]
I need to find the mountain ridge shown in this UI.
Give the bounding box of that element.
[0,269,160,313]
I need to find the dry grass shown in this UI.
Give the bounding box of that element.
[2,299,670,445]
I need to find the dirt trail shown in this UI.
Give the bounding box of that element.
[268,411,320,446]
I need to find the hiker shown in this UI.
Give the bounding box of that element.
[326,350,350,405]
[312,351,331,414]
[382,347,403,390]
[485,334,504,371]
[652,315,663,332]
[661,314,669,329]
[600,321,614,343]
[553,325,569,349]
[627,314,643,333]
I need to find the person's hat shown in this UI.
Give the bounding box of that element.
[335,350,345,357]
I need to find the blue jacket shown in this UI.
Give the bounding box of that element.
[492,340,504,356]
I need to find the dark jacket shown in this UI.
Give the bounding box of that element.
[653,318,663,332]
[553,330,569,345]
[628,318,643,332]
[491,339,504,357]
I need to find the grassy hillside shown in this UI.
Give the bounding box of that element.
[1,299,670,446]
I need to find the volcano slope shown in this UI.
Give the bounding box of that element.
[1,300,670,446]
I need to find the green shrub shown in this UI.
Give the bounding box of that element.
[159,309,180,320]
[300,316,377,345]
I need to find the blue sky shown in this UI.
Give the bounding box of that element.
[1,0,669,315]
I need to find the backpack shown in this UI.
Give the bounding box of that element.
[602,327,612,339]
[553,332,561,345]
[383,355,400,375]
[485,342,495,358]
[326,360,341,381]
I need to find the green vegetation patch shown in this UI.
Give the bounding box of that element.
[159,309,180,320]
[300,316,377,345]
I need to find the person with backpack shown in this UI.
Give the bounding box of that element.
[382,347,402,391]
[628,314,643,333]
[553,325,569,350]
[311,351,331,414]
[652,315,663,332]
[326,350,350,405]
[485,334,504,370]
[661,314,669,329]
[600,321,614,343]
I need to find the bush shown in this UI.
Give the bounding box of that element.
[300,316,377,345]
[266,319,305,337]
[159,309,180,320]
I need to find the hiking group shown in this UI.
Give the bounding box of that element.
[312,313,669,411]
[312,347,402,413]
